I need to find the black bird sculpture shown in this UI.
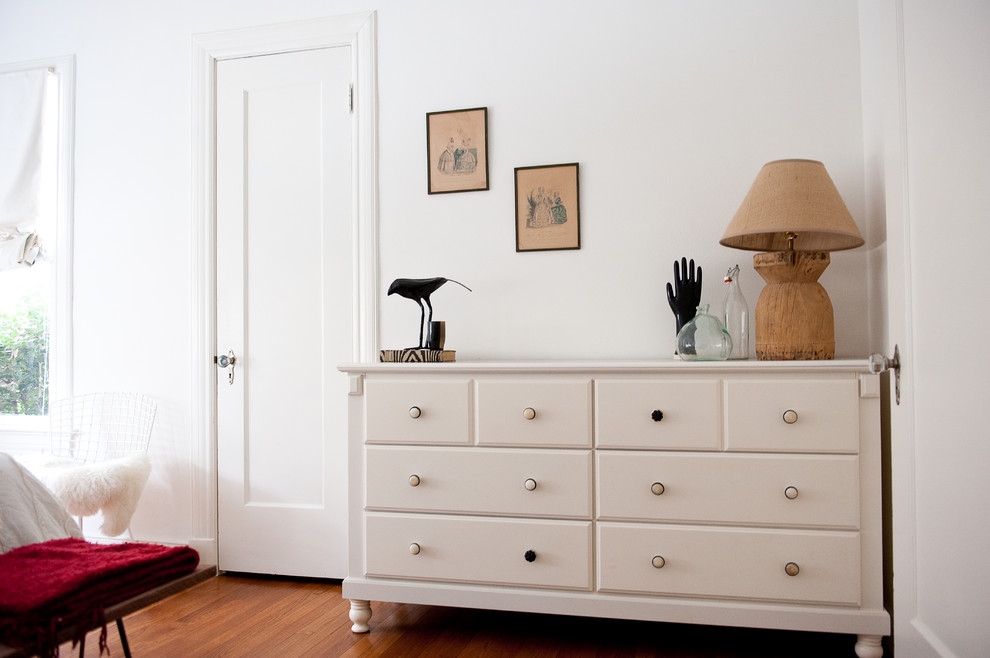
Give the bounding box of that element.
[388,277,472,348]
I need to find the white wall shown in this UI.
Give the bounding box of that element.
[0,1,872,538]
[377,0,871,360]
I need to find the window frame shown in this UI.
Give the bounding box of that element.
[0,55,74,441]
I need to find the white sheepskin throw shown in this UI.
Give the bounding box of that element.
[20,453,152,537]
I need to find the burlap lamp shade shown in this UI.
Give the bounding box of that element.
[720,159,864,360]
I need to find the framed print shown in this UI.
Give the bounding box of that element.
[514,163,580,252]
[426,107,489,194]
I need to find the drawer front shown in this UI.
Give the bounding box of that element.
[595,379,721,450]
[367,446,592,519]
[724,379,859,453]
[476,378,592,447]
[366,513,592,590]
[597,451,860,529]
[365,378,471,444]
[598,523,861,605]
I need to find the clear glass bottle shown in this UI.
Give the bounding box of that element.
[676,304,732,361]
[722,265,749,360]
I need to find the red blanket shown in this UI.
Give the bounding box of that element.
[0,538,199,657]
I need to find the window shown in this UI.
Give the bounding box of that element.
[0,56,73,440]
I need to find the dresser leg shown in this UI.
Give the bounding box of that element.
[854,634,883,658]
[349,599,372,633]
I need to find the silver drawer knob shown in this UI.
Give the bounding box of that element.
[785,562,800,576]
[782,409,798,424]
[409,474,421,487]
[651,482,665,496]
[784,486,799,500]
[523,407,537,420]
[652,555,666,569]
[409,543,421,555]
[524,478,538,491]
[408,406,422,419]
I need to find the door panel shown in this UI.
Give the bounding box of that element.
[864,2,990,654]
[216,47,351,577]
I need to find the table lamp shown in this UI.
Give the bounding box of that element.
[719,159,864,360]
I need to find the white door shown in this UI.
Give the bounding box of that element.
[873,1,990,655]
[216,46,352,578]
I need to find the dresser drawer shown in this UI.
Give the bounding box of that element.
[366,513,592,590]
[365,378,471,444]
[724,379,859,453]
[366,446,592,519]
[598,523,860,605]
[597,451,860,529]
[595,379,721,450]
[476,378,592,447]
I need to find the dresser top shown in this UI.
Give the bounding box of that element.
[339,358,877,375]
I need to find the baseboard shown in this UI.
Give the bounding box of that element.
[188,537,218,566]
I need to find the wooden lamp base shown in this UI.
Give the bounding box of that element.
[753,250,835,360]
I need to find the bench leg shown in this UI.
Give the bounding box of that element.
[117,618,132,658]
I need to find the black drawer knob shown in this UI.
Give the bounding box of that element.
[651,410,664,422]
[524,550,537,563]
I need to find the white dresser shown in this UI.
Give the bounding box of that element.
[340,361,890,657]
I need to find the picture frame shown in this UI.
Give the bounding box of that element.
[514,163,581,252]
[426,107,489,194]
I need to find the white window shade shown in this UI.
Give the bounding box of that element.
[0,67,50,269]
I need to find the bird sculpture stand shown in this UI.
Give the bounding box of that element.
[384,277,471,362]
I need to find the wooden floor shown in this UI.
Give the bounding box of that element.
[60,573,869,657]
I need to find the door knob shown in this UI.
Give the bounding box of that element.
[870,345,902,405]
[215,349,237,385]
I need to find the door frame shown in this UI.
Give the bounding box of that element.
[862,1,929,653]
[189,13,379,563]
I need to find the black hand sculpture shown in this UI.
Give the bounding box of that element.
[665,257,703,335]
[388,277,472,348]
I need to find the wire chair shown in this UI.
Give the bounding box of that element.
[49,392,157,463]
[40,392,157,537]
